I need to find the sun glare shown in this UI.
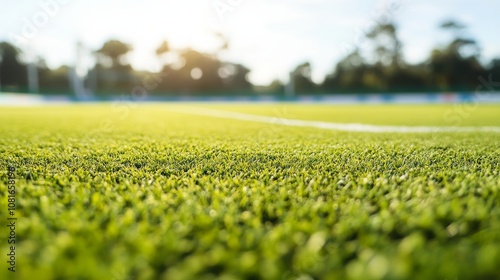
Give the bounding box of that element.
[154,2,220,52]
[93,1,224,73]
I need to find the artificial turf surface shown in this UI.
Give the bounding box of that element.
[1,104,500,280]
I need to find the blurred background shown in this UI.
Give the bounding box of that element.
[0,0,499,101]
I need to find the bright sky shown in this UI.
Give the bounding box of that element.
[1,0,499,85]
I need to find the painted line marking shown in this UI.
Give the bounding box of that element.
[169,107,500,133]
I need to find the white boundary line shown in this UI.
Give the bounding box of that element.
[169,107,500,133]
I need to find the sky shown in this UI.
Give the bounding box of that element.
[1,0,499,85]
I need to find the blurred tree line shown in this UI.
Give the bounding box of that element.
[0,19,499,96]
[86,36,252,95]
[298,19,498,94]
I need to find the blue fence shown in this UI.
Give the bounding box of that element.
[1,92,500,105]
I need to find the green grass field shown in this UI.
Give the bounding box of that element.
[1,104,500,280]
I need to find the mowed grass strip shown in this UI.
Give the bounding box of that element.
[0,104,499,280]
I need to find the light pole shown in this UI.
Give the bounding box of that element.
[285,71,296,98]
[24,48,39,94]
[0,48,3,93]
